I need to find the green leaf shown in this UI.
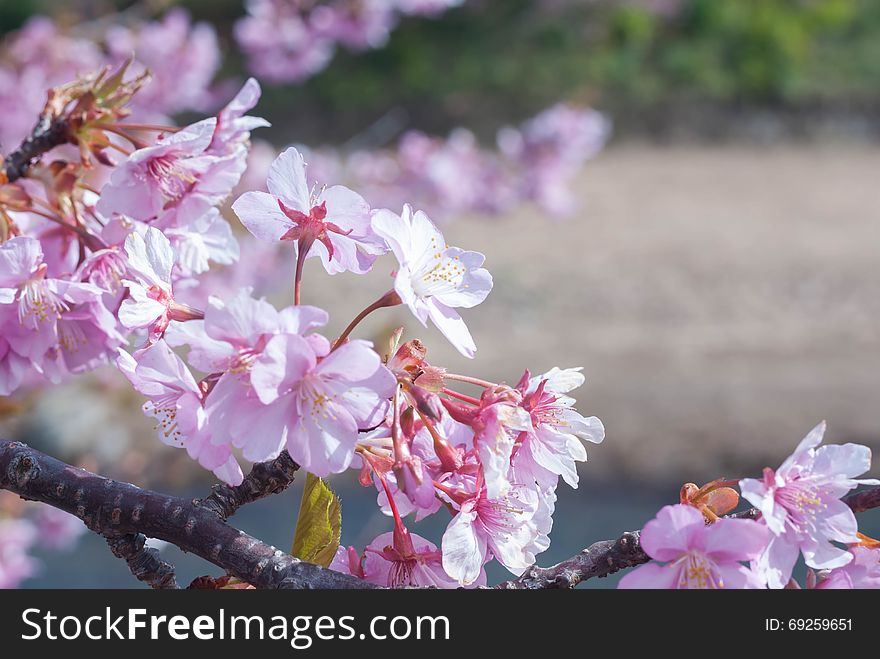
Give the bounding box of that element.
[291,473,342,567]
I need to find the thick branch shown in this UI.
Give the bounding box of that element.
[495,485,880,589]
[0,440,374,589]
[1,114,70,183]
[200,450,300,520]
[105,533,178,589]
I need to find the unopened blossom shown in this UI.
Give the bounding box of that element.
[513,367,605,489]
[441,482,547,585]
[372,204,492,357]
[119,228,201,342]
[233,147,385,275]
[739,422,879,589]
[117,340,243,485]
[207,321,395,474]
[619,504,769,589]
[0,518,39,589]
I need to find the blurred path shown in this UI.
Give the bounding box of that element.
[314,144,880,483]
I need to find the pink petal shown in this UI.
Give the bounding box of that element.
[639,504,704,561]
[266,147,310,210]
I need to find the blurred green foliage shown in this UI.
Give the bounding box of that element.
[249,0,880,139]
[4,0,880,139]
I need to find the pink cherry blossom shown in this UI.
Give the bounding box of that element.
[618,504,769,589]
[117,340,243,485]
[0,518,39,589]
[336,531,470,588]
[739,422,879,589]
[513,367,605,489]
[32,505,85,551]
[441,481,547,585]
[0,236,110,379]
[232,146,384,275]
[216,334,395,474]
[372,204,492,358]
[815,546,880,589]
[119,227,202,342]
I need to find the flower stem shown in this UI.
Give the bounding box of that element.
[293,237,314,305]
[331,289,402,351]
[445,373,497,389]
[442,387,480,406]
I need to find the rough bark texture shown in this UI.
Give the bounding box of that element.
[1,115,70,182]
[200,450,300,520]
[3,439,879,589]
[495,531,647,589]
[0,440,374,589]
[105,533,179,589]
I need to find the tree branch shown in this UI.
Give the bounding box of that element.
[200,450,300,520]
[105,533,179,589]
[495,486,880,589]
[0,440,374,589]
[1,114,70,183]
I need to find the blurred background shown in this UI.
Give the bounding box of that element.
[0,0,878,587]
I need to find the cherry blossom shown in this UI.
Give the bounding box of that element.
[441,480,547,585]
[117,340,243,485]
[513,367,605,489]
[618,504,769,589]
[0,518,39,589]
[372,204,492,357]
[233,147,385,275]
[739,422,879,589]
[225,336,395,474]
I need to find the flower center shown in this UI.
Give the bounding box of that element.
[18,271,67,330]
[675,551,723,589]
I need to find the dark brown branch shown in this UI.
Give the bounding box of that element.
[1,114,70,183]
[495,531,646,589]
[0,440,375,589]
[200,450,300,520]
[105,533,178,589]
[495,485,880,589]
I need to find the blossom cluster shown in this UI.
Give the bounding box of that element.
[0,65,610,587]
[0,493,84,588]
[245,103,610,224]
[235,0,466,83]
[0,59,876,590]
[0,11,221,150]
[619,422,879,589]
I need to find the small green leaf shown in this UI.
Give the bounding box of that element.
[291,473,342,567]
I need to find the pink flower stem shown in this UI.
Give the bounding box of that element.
[109,122,180,133]
[100,125,149,150]
[293,237,314,305]
[26,208,105,250]
[331,289,402,351]
[445,373,498,389]
[442,387,480,406]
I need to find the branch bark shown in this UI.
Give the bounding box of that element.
[200,450,300,520]
[0,440,374,589]
[1,114,70,183]
[105,533,179,589]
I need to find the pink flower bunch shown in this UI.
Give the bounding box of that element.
[297,103,609,222]
[235,0,465,84]
[0,497,85,589]
[619,423,878,589]
[0,11,222,148]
